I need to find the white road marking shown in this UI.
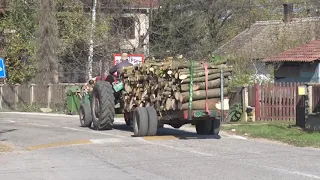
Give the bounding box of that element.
[258,164,320,179]
[137,138,216,157]
[27,123,50,127]
[62,127,126,138]
[225,134,247,140]
[0,112,78,118]
[63,127,87,132]
[0,120,16,124]
[142,138,320,179]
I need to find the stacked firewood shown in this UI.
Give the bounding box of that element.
[118,58,233,112]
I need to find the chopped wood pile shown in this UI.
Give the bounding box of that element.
[118,58,233,112]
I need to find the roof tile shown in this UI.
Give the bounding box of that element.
[263,40,320,62]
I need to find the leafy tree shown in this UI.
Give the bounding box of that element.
[56,0,113,82]
[0,0,37,84]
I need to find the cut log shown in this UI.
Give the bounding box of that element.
[180,78,229,92]
[165,97,173,110]
[177,64,229,73]
[119,57,233,113]
[181,72,232,83]
[178,67,233,79]
[178,88,228,103]
[180,98,221,110]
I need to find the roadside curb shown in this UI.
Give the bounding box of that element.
[0,112,79,117]
[0,112,125,122]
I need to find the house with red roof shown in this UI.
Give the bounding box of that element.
[263,40,320,82]
[215,3,320,83]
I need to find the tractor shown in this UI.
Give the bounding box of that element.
[79,54,148,134]
[79,54,223,137]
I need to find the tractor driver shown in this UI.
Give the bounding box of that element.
[109,53,133,75]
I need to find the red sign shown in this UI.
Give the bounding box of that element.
[113,54,144,66]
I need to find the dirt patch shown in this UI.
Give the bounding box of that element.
[0,143,14,152]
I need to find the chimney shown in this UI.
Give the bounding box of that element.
[283,3,293,23]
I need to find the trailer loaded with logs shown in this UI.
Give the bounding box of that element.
[79,57,232,137]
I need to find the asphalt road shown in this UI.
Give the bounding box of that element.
[0,112,320,180]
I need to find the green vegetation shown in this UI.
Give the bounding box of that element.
[227,103,243,122]
[222,122,320,148]
[0,0,318,85]
[0,0,37,84]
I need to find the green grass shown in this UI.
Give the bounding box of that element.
[222,122,320,148]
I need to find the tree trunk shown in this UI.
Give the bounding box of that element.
[181,72,231,84]
[179,98,221,110]
[178,67,233,79]
[178,88,228,103]
[180,78,229,92]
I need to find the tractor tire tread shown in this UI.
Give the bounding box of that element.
[92,81,115,130]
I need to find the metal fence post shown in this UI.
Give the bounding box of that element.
[29,84,35,105]
[47,84,52,109]
[307,85,313,113]
[0,84,3,109]
[242,86,249,122]
[14,84,20,109]
[220,68,224,122]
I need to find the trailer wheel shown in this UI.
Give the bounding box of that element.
[79,103,92,127]
[133,107,149,137]
[196,119,214,135]
[91,81,115,130]
[146,107,158,136]
[211,118,220,135]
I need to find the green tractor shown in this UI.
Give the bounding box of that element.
[79,76,122,130]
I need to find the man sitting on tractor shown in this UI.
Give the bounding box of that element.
[109,53,133,75]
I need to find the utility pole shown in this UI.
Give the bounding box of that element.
[88,0,97,80]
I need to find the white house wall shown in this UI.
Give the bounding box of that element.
[119,13,149,55]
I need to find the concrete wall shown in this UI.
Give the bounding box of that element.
[275,62,320,82]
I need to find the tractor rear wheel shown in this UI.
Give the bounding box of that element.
[91,81,115,130]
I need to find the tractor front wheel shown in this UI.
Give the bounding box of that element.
[91,81,115,130]
[79,103,92,127]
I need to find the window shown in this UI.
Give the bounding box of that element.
[113,16,135,40]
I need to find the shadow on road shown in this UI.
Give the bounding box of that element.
[113,124,221,140]
[0,129,18,141]
[0,129,17,134]
[113,124,132,132]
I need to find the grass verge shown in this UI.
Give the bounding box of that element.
[221,122,320,148]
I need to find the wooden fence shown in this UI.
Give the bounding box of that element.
[250,82,301,121]
[0,83,85,109]
[312,84,320,113]
[2,82,320,123]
